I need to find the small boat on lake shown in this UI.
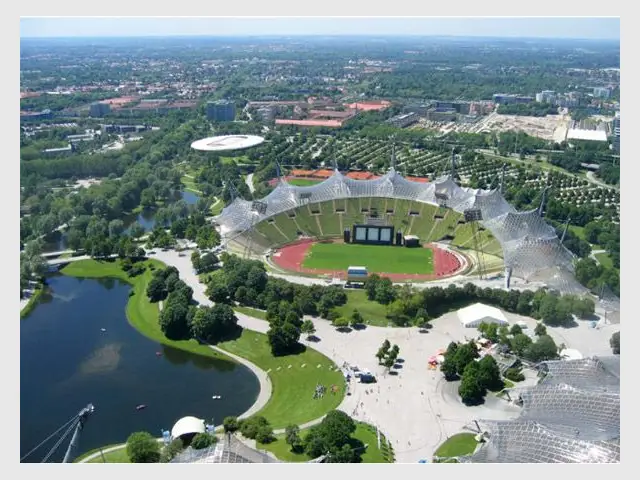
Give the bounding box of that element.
[136,404,147,411]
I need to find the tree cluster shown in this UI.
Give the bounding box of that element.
[147,266,238,343]
[364,282,596,328]
[239,416,275,444]
[375,340,400,371]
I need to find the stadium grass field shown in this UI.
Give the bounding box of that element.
[286,178,323,186]
[302,242,434,275]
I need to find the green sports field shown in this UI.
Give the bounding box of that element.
[303,242,434,274]
[287,178,323,186]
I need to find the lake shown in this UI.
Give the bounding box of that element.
[42,190,201,252]
[20,275,259,463]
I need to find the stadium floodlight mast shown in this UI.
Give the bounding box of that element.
[463,208,487,280]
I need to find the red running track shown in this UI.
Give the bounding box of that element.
[271,239,464,281]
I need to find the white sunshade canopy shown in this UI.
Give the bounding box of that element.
[458,303,509,328]
[171,416,206,439]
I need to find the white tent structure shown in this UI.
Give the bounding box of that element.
[171,416,206,440]
[458,303,509,328]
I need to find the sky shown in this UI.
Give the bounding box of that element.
[19,17,620,40]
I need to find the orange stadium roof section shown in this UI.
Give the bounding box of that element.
[313,169,334,178]
[275,119,343,128]
[406,176,430,183]
[345,171,375,180]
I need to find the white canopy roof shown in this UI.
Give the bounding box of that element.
[171,416,205,439]
[458,303,509,328]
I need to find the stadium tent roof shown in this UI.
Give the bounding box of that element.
[171,416,205,439]
[458,303,509,328]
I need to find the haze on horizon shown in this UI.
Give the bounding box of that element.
[20,17,620,41]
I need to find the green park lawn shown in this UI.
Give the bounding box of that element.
[61,259,344,430]
[433,433,478,459]
[257,422,392,463]
[334,290,389,327]
[218,329,344,428]
[303,243,434,275]
[87,448,130,463]
[287,178,323,187]
[595,252,614,269]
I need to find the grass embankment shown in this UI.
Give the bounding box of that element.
[257,422,393,463]
[73,444,130,463]
[334,290,389,327]
[20,285,45,319]
[234,306,267,320]
[303,243,434,275]
[61,259,344,429]
[433,433,478,460]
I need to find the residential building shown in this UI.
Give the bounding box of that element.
[89,102,111,117]
[613,111,620,153]
[206,100,236,122]
[593,87,612,99]
[386,112,419,128]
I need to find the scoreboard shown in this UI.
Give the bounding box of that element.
[351,224,395,246]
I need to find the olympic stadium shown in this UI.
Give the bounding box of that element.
[214,164,589,295]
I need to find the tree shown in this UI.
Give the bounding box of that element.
[510,324,523,336]
[332,316,350,329]
[351,309,363,326]
[190,304,238,343]
[267,320,301,356]
[191,432,217,450]
[383,356,395,371]
[146,275,167,302]
[524,335,559,363]
[477,355,503,392]
[498,325,510,346]
[223,416,239,433]
[478,322,499,343]
[440,356,459,381]
[285,424,303,452]
[610,331,620,354]
[159,301,190,340]
[364,273,381,301]
[130,222,145,240]
[453,341,478,376]
[108,219,125,238]
[191,251,201,272]
[198,253,218,273]
[511,333,533,357]
[534,322,547,337]
[374,277,395,305]
[458,362,486,405]
[126,431,161,463]
[300,319,316,339]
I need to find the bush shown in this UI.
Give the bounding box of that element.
[160,438,184,463]
[240,416,271,440]
[191,432,217,450]
[504,367,525,382]
[126,431,160,463]
[255,425,275,444]
[223,416,239,433]
[610,331,620,354]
